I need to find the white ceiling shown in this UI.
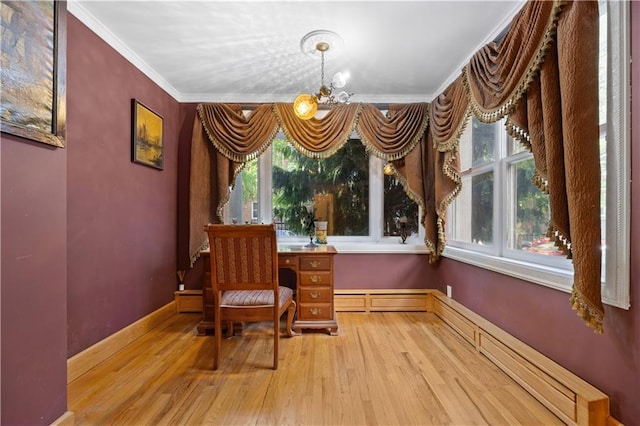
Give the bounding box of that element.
[68,0,525,104]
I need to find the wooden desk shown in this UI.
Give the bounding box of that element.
[199,244,338,336]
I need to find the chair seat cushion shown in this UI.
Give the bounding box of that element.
[221,286,293,308]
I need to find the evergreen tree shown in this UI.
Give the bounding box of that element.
[272,139,369,236]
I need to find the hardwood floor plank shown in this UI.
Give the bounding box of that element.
[68,312,563,425]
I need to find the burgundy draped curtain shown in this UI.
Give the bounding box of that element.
[185,0,602,332]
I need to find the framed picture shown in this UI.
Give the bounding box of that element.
[131,99,163,170]
[0,0,66,148]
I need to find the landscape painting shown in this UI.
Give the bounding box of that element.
[131,99,163,170]
[0,0,66,147]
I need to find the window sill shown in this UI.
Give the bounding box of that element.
[333,242,429,254]
[442,246,574,294]
[276,238,429,254]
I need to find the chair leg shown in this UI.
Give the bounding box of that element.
[214,307,221,370]
[225,320,234,338]
[273,317,279,370]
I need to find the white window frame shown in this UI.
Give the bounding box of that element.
[502,151,573,271]
[445,1,630,309]
[447,118,575,288]
[601,0,630,309]
[250,131,427,254]
[251,201,259,221]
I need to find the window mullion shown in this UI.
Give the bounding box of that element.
[370,155,383,240]
[494,121,505,257]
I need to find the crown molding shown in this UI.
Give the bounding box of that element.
[67,0,182,102]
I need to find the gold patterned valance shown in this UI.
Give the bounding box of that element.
[356,103,429,161]
[463,1,562,122]
[197,103,279,163]
[273,102,361,159]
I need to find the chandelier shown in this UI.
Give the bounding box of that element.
[294,30,353,120]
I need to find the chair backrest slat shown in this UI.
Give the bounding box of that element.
[206,224,278,293]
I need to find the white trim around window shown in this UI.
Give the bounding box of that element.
[601,0,630,309]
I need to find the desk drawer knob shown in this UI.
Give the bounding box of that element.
[285,259,291,264]
[309,292,320,299]
[309,275,321,283]
[310,261,320,268]
[309,308,321,316]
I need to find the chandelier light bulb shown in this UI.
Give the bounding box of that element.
[331,71,349,89]
[336,91,351,103]
[294,93,318,120]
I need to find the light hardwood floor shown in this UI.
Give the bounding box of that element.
[68,312,563,425]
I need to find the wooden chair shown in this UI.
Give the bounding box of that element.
[204,224,296,370]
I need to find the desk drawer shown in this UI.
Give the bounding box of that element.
[299,271,332,286]
[300,257,331,271]
[299,286,333,303]
[298,303,333,320]
[279,255,298,268]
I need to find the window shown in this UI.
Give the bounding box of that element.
[445,1,630,309]
[224,133,423,250]
[451,119,497,249]
[271,138,370,237]
[383,171,419,238]
[449,117,571,269]
[223,158,258,225]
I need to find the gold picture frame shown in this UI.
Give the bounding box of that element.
[131,99,163,170]
[0,0,67,148]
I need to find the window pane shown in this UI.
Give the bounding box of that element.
[471,117,496,167]
[451,172,494,245]
[272,139,369,236]
[383,173,418,237]
[508,158,563,256]
[599,8,607,126]
[224,158,258,224]
[507,135,527,155]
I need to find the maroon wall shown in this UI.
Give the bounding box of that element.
[66,15,180,357]
[177,103,199,272]
[1,135,68,424]
[185,253,436,293]
[335,254,436,289]
[434,4,640,422]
